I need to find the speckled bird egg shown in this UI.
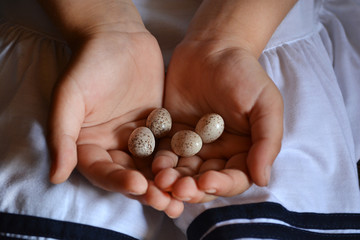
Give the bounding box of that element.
[146,108,172,138]
[171,130,202,157]
[128,127,155,158]
[195,113,224,143]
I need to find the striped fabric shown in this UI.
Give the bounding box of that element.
[187,202,360,240]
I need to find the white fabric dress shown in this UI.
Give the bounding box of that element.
[176,1,360,239]
[0,0,360,239]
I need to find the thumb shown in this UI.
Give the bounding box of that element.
[48,80,85,184]
[247,85,283,187]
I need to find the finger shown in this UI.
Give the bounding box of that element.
[154,156,202,191]
[164,198,184,219]
[172,176,206,202]
[144,181,172,211]
[176,156,203,174]
[48,81,84,184]
[77,144,148,195]
[77,120,143,151]
[198,158,227,173]
[198,132,251,160]
[109,150,136,169]
[248,85,283,186]
[152,138,178,175]
[154,168,182,191]
[137,182,185,219]
[197,153,252,196]
[171,175,217,203]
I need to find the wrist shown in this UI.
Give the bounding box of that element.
[182,30,257,58]
[183,11,262,57]
[70,20,147,49]
[183,0,297,58]
[39,0,147,48]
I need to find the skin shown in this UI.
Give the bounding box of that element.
[40,0,297,218]
[153,0,297,209]
[40,0,182,217]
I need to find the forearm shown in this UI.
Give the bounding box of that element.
[38,0,145,47]
[185,0,297,57]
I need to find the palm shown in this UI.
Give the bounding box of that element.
[50,32,164,192]
[153,42,283,202]
[76,33,165,190]
[49,32,185,218]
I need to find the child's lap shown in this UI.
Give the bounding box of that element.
[1,0,360,239]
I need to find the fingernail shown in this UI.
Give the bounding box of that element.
[128,191,143,196]
[265,165,272,185]
[205,189,216,194]
[173,194,191,202]
[167,213,178,219]
[179,197,191,202]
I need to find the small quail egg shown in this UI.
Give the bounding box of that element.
[195,113,224,143]
[146,108,172,138]
[171,130,202,157]
[128,127,155,158]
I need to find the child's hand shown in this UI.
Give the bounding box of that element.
[153,39,283,204]
[41,0,186,218]
[47,30,183,217]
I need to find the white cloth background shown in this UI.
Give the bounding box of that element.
[0,0,359,239]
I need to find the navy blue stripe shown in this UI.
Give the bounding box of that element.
[0,212,138,240]
[202,223,360,240]
[187,202,360,240]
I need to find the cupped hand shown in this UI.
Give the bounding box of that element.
[47,31,184,217]
[153,40,284,203]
